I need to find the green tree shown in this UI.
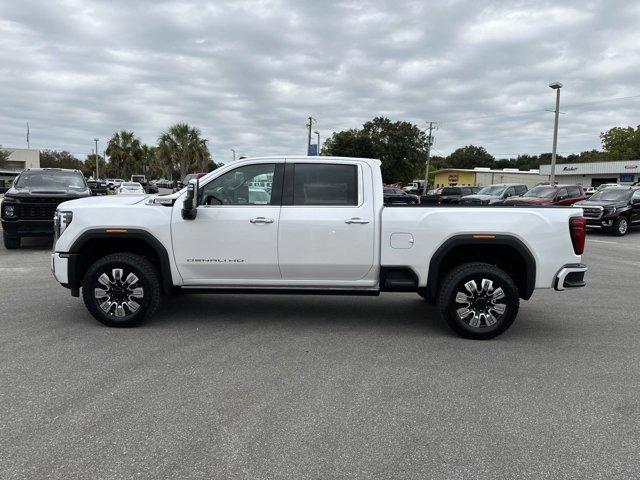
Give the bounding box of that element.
[156,123,212,179]
[445,145,495,169]
[600,126,640,160]
[322,117,429,184]
[0,149,10,168]
[84,154,106,178]
[105,130,142,179]
[39,150,84,170]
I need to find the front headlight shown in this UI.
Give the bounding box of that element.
[2,204,16,218]
[605,206,617,215]
[54,210,73,239]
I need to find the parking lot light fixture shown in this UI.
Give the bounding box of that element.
[549,82,562,184]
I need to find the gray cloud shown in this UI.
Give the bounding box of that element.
[1,0,639,162]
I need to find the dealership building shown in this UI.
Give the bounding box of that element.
[539,160,640,187]
[0,147,40,185]
[432,167,545,188]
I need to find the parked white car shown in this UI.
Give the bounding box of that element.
[117,182,145,195]
[50,156,587,339]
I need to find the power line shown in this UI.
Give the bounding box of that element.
[438,93,640,125]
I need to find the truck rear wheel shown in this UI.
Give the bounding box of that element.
[437,262,519,340]
[82,253,161,327]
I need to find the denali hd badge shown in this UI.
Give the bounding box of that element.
[187,258,245,263]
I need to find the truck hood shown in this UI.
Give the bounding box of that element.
[6,186,92,198]
[462,194,500,202]
[58,194,151,210]
[574,199,627,208]
[503,197,550,205]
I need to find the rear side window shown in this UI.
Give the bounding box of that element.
[293,163,358,206]
[441,187,460,195]
[567,186,581,198]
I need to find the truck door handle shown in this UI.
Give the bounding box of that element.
[345,218,370,224]
[250,217,274,224]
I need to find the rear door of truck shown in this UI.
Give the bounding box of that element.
[277,160,376,281]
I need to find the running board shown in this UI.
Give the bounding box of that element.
[178,286,380,296]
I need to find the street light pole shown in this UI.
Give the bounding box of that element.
[94,138,99,179]
[549,82,562,185]
[314,130,320,155]
[231,148,236,161]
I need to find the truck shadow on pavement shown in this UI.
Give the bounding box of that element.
[145,292,563,341]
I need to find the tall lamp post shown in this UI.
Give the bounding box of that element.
[314,130,320,155]
[549,82,562,185]
[93,138,99,179]
[231,148,236,161]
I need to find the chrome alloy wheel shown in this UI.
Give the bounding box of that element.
[455,278,507,328]
[93,268,144,317]
[618,217,628,235]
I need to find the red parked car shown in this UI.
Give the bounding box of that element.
[503,184,585,206]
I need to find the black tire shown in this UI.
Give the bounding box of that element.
[82,253,161,327]
[3,233,20,249]
[437,262,520,340]
[612,216,629,236]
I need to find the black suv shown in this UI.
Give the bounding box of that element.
[1,168,91,248]
[575,186,640,236]
[420,186,481,204]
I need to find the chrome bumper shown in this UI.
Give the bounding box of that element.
[554,263,588,291]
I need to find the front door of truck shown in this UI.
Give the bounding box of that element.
[171,161,283,284]
[277,161,375,281]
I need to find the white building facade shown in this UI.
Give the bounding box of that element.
[0,147,41,184]
[539,160,640,187]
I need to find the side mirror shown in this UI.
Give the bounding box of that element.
[181,182,198,220]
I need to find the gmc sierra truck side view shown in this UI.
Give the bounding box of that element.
[51,156,588,339]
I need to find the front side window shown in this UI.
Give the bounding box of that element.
[201,163,276,205]
[556,188,568,199]
[293,164,357,206]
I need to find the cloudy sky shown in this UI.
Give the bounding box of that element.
[1,0,639,162]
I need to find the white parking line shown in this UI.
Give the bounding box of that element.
[588,239,620,244]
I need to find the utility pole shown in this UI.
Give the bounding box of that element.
[94,138,99,179]
[549,82,562,184]
[423,122,436,195]
[26,122,30,149]
[306,116,316,155]
[231,148,236,161]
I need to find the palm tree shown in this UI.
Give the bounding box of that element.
[105,130,142,179]
[157,123,212,179]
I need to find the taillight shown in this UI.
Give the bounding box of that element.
[569,216,586,255]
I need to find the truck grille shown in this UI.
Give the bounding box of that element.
[16,198,64,220]
[581,206,603,219]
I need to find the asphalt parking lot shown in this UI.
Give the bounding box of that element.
[1,229,640,479]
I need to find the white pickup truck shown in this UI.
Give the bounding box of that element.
[51,156,587,339]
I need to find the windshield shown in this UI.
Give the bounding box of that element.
[523,186,556,198]
[588,189,632,202]
[477,185,506,196]
[122,182,141,188]
[15,170,86,190]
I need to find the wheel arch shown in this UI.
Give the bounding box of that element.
[67,229,174,293]
[425,234,536,301]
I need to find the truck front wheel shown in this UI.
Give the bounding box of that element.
[3,233,20,249]
[82,253,161,327]
[437,262,519,340]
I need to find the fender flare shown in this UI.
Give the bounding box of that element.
[425,234,537,300]
[67,228,174,293]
